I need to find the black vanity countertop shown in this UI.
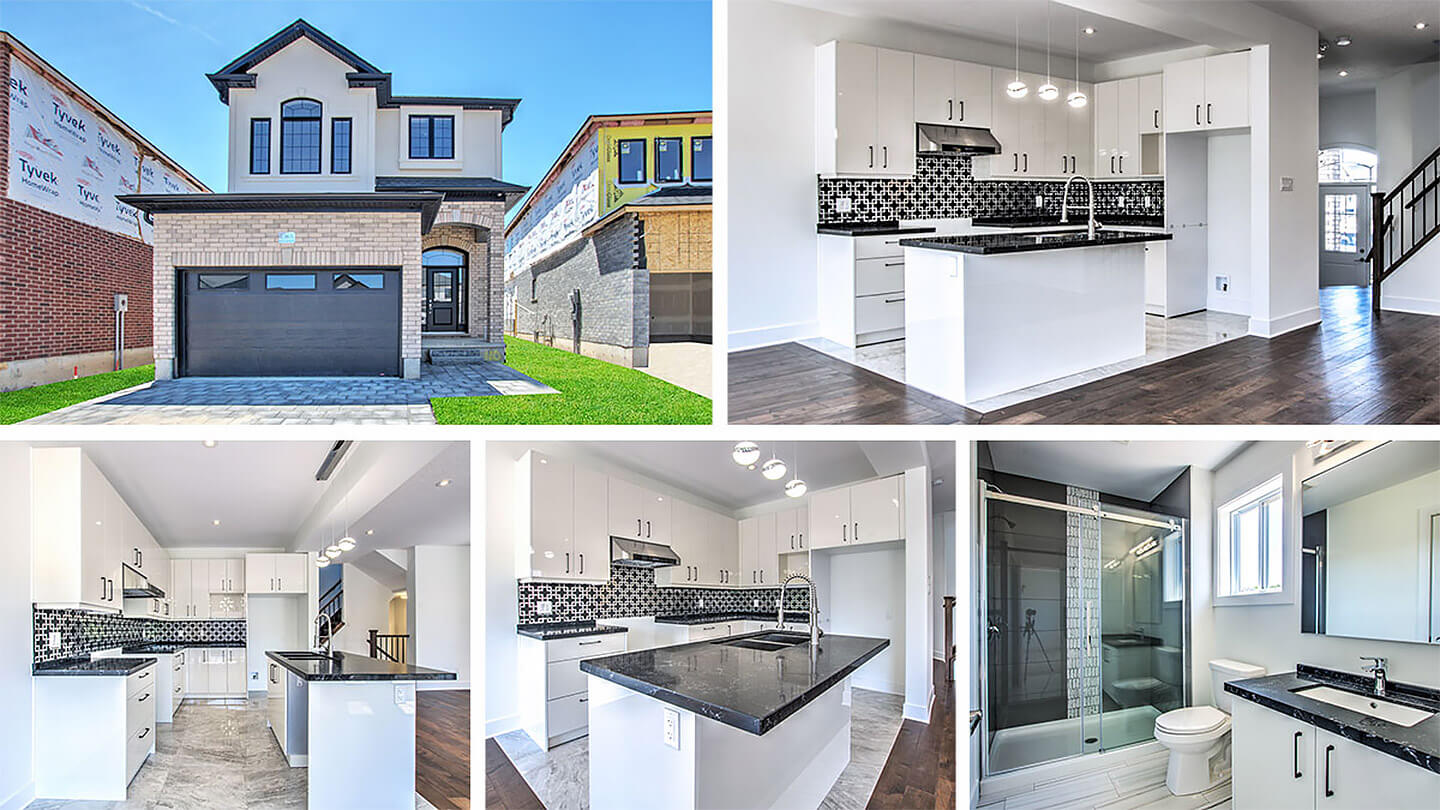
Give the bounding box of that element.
[266,650,456,682]
[817,220,937,237]
[972,214,1166,229]
[123,642,244,654]
[579,631,889,735]
[899,229,1172,255]
[654,611,814,626]
[1226,664,1440,774]
[34,657,157,676]
[1101,634,1165,648]
[517,621,628,640]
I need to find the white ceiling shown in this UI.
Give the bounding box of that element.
[986,440,1249,501]
[348,442,470,549]
[1300,441,1440,514]
[1256,1,1439,92]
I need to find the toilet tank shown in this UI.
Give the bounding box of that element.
[1209,659,1266,713]
[1154,645,1182,686]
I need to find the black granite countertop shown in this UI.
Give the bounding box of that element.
[34,657,158,676]
[972,214,1165,229]
[1226,664,1440,774]
[817,220,937,237]
[899,229,1172,255]
[517,621,628,640]
[654,611,814,626]
[266,650,456,682]
[123,642,243,654]
[579,631,889,735]
[1101,634,1165,648]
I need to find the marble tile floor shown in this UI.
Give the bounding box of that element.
[799,308,1251,411]
[24,697,438,810]
[492,687,905,810]
[978,743,1231,810]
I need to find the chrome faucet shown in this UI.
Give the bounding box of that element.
[314,612,334,657]
[780,573,823,651]
[1360,656,1388,697]
[1060,174,1098,239]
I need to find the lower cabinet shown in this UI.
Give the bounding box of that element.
[1232,699,1439,810]
[186,647,247,698]
[818,235,906,348]
[34,662,157,801]
[265,659,307,766]
[519,632,629,749]
[687,622,734,641]
[156,651,185,723]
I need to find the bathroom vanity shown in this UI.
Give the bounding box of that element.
[1228,664,1440,810]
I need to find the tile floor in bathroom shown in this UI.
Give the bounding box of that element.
[978,742,1231,810]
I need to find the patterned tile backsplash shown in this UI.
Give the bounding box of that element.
[817,154,1164,223]
[33,607,247,663]
[518,564,812,625]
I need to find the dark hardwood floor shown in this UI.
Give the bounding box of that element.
[485,737,544,810]
[417,689,471,810]
[728,287,1440,425]
[868,658,957,810]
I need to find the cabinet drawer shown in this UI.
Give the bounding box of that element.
[856,294,905,333]
[127,665,155,698]
[547,659,591,700]
[546,692,590,738]
[126,722,153,779]
[855,258,905,296]
[545,633,627,663]
[854,235,906,260]
[128,686,155,736]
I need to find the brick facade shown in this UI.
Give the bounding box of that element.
[425,199,506,348]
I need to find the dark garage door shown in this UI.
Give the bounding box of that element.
[181,269,401,376]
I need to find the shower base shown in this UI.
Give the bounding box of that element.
[988,704,1162,773]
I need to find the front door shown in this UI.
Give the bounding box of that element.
[425,268,459,331]
[1320,183,1372,287]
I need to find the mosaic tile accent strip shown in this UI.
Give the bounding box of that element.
[1065,486,1101,725]
[33,607,246,663]
[817,154,1164,223]
[517,563,812,625]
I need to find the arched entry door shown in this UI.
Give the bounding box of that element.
[423,248,466,332]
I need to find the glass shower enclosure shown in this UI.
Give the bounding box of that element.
[981,487,1188,775]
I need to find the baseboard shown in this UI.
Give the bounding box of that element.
[0,781,35,810]
[903,698,932,724]
[727,320,819,352]
[486,712,522,738]
[1249,306,1321,338]
[418,679,470,691]
[1379,295,1440,316]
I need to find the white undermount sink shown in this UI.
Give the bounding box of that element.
[1293,685,1436,727]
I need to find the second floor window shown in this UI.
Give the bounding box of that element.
[617,138,646,184]
[409,115,454,159]
[250,119,270,174]
[655,137,683,183]
[332,118,352,174]
[280,98,322,174]
[692,136,712,182]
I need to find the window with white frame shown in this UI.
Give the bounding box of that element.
[1216,476,1284,599]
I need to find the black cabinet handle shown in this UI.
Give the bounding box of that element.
[753,571,757,584]
[636,518,641,535]
[883,261,904,267]
[1111,155,1116,174]
[578,639,603,646]
[646,520,651,538]
[578,697,589,703]
[1324,745,1334,797]
[139,692,149,702]
[958,100,964,121]
[1013,152,1018,171]
[1195,104,1201,126]
[947,99,953,120]
[1154,109,1159,129]
[1022,153,1028,172]
[854,522,859,541]
[1207,103,1212,124]
[1119,156,1124,173]
[578,553,584,575]
[869,146,874,168]
[101,576,107,601]
[565,552,570,574]
[882,145,888,168]
[843,524,847,542]
[139,671,149,679]
[139,727,150,739]
[799,533,804,547]
[1294,731,1303,778]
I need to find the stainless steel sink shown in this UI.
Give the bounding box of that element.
[720,639,791,651]
[750,632,810,646]
[715,631,811,652]
[278,651,336,661]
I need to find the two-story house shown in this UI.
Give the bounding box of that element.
[121,20,527,380]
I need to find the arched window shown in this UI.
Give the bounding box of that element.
[280,98,322,174]
[1318,147,1376,184]
[423,248,466,269]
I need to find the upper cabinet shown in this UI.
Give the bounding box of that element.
[245,553,307,594]
[809,475,905,550]
[914,55,993,129]
[1164,51,1249,133]
[776,506,808,554]
[609,477,671,545]
[33,448,122,612]
[1094,75,1164,178]
[817,41,915,178]
[738,513,779,587]
[979,70,1093,179]
[517,451,608,583]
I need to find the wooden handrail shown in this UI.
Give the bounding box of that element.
[1382,144,1440,204]
[368,629,408,662]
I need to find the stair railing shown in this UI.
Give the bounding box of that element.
[368,629,409,663]
[1371,145,1440,312]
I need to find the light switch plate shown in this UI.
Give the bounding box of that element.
[395,683,416,714]
[1034,194,1044,208]
[48,631,61,648]
[1280,176,1294,192]
[663,708,680,749]
[836,197,853,213]
[536,599,553,615]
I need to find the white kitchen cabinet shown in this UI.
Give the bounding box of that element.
[517,451,608,583]
[699,508,739,586]
[573,465,611,582]
[981,69,1092,179]
[661,498,703,586]
[267,658,287,748]
[607,476,671,544]
[817,41,914,178]
[686,622,734,641]
[776,506,808,554]
[245,553,307,594]
[809,475,905,549]
[518,631,629,749]
[189,648,246,698]
[34,662,156,801]
[1313,726,1438,808]
[817,234,907,348]
[207,558,245,593]
[32,448,123,612]
[914,54,991,128]
[1043,90,1092,177]
[809,487,853,550]
[1164,52,1249,133]
[1138,74,1163,133]
[738,513,779,587]
[1094,77,1146,177]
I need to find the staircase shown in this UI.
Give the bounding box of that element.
[318,579,344,645]
[1370,145,1440,313]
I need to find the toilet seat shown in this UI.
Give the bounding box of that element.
[1155,706,1228,736]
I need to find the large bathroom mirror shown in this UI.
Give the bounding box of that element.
[1300,441,1440,644]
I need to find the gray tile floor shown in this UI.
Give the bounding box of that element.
[493,686,904,810]
[978,743,1232,810]
[24,697,437,810]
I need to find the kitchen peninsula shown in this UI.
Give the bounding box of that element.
[900,229,1173,405]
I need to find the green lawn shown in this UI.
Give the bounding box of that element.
[431,337,711,424]
[0,365,155,424]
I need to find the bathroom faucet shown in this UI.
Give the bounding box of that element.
[779,573,823,653]
[1060,174,1098,239]
[1360,656,1388,697]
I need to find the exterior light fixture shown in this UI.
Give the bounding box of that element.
[732,441,760,466]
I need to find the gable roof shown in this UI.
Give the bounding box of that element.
[206,19,520,126]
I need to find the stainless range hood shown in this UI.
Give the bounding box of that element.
[611,536,681,568]
[916,123,1003,155]
[121,565,165,599]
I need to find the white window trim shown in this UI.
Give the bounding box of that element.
[1215,474,1292,607]
[398,105,463,170]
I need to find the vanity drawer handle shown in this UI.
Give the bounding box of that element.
[884,297,905,304]
[1293,731,1302,778]
[883,261,904,267]
[1323,744,1335,797]
[139,727,150,739]
[578,640,603,646]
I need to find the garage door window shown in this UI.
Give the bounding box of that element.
[334,272,386,290]
[197,273,249,291]
[265,274,317,291]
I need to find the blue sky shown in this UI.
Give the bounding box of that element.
[2,0,712,212]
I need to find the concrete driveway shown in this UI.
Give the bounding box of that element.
[641,342,713,397]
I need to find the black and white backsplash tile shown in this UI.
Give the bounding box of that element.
[817,154,1164,223]
[33,607,246,663]
[518,564,812,625]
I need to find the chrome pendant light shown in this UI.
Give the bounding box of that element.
[732,441,760,467]
[785,442,807,498]
[1067,10,1089,108]
[1038,2,1059,101]
[761,447,788,481]
[1006,13,1028,98]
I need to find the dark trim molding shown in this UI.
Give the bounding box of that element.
[118,192,445,234]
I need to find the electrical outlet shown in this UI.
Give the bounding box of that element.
[1117,196,1126,208]
[753,598,760,607]
[1216,275,1230,293]
[536,599,553,615]
[663,708,680,749]
[1034,194,1044,208]
[48,631,61,648]
[1143,195,1152,208]
[835,197,853,213]
[697,597,705,608]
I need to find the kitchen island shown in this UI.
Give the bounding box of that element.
[899,229,1172,405]
[266,650,455,808]
[580,630,889,810]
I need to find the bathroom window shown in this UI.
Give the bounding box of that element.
[1216,476,1285,603]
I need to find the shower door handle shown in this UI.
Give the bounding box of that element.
[1084,601,1095,655]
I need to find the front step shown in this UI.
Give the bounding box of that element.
[427,346,506,364]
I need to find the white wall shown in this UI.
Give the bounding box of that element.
[245,594,306,692]
[409,545,470,688]
[486,446,520,736]
[1318,90,1376,149]
[1207,133,1252,314]
[828,545,906,694]
[332,563,397,656]
[0,445,35,810]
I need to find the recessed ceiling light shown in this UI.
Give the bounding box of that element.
[202,440,217,448]
[366,529,374,535]
[1335,34,1351,46]
[435,478,451,488]
[1083,26,1096,35]
[1417,21,1428,30]
[1338,69,1350,77]
[212,519,221,526]
[1317,51,1326,59]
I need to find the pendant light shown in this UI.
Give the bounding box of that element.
[785,442,807,498]
[761,447,787,481]
[323,515,342,560]
[1006,14,1028,98]
[1066,10,1089,108]
[315,552,330,568]
[732,441,760,467]
[336,491,356,551]
[1038,2,1059,101]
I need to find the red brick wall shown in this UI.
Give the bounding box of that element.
[0,41,156,365]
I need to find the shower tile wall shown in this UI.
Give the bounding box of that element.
[32,607,247,663]
[817,155,1164,223]
[517,563,811,625]
[1066,486,1101,724]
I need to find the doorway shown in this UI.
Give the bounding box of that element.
[423,248,466,332]
[1319,184,1372,287]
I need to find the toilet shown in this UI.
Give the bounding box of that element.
[1153,659,1267,795]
